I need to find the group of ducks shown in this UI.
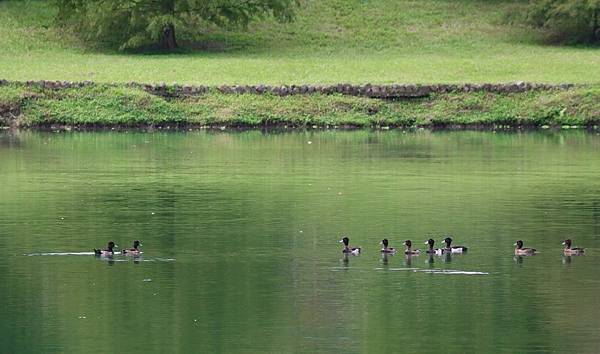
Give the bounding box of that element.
[340,236,467,255]
[340,237,585,256]
[94,237,585,258]
[94,240,142,257]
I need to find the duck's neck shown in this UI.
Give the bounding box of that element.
[428,244,434,250]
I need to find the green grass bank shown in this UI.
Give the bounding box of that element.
[1,0,599,84]
[2,82,599,130]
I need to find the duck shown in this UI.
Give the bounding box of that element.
[514,240,536,256]
[94,241,116,257]
[380,238,397,254]
[122,240,143,256]
[340,236,361,255]
[441,237,468,253]
[403,240,420,255]
[424,239,444,255]
[562,239,584,256]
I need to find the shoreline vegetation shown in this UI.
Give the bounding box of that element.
[1,81,599,131]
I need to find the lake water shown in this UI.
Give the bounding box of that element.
[1,130,600,353]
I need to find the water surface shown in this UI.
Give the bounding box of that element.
[1,130,600,353]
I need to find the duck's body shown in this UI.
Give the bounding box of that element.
[380,239,397,254]
[425,239,444,255]
[94,241,116,257]
[122,240,142,256]
[340,237,361,255]
[441,237,468,254]
[514,240,536,256]
[403,240,420,255]
[562,239,584,256]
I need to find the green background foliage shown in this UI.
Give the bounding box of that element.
[527,0,600,43]
[53,0,297,50]
[0,0,598,84]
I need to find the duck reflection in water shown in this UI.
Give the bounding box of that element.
[426,254,435,266]
[381,252,390,266]
[341,253,350,267]
[426,253,453,266]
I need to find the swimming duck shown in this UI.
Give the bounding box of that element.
[424,239,444,255]
[403,240,420,255]
[340,236,361,255]
[380,238,397,254]
[562,239,584,256]
[441,237,468,253]
[122,240,142,256]
[514,240,536,256]
[94,241,116,257]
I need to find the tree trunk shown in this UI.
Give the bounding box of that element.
[161,24,177,50]
[592,8,599,42]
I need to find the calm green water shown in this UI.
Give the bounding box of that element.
[1,130,600,354]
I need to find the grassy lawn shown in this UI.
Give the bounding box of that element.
[0,0,599,85]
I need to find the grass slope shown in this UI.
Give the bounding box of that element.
[2,83,599,128]
[0,0,599,84]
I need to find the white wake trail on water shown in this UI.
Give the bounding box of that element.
[374,267,488,275]
[25,252,98,256]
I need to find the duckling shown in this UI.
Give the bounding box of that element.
[380,238,397,254]
[562,239,584,256]
[424,239,444,255]
[514,240,536,256]
[122,240,142,256]
[340,236,361,255]
[441,237,468,253]
[94,241,116,257]
[403,240,420,255]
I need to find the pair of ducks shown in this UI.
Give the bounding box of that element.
[514,239,584,256]
[340,237,467,255]
[94,240,142,257]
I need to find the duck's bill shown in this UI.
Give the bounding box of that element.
[561,241,566,245]
[339,239,344,243]
[424,241,429,245]
[513,243,517,246]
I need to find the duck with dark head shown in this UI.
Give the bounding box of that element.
[441,237,468,254]
[514,240,536,256]
[122,240,143,256]
[562,239,584,256]
[380,238,397,254]
[424,239,444,255]
[403,240,420,255]
[94,241,116,257]
[340,236,361,255]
